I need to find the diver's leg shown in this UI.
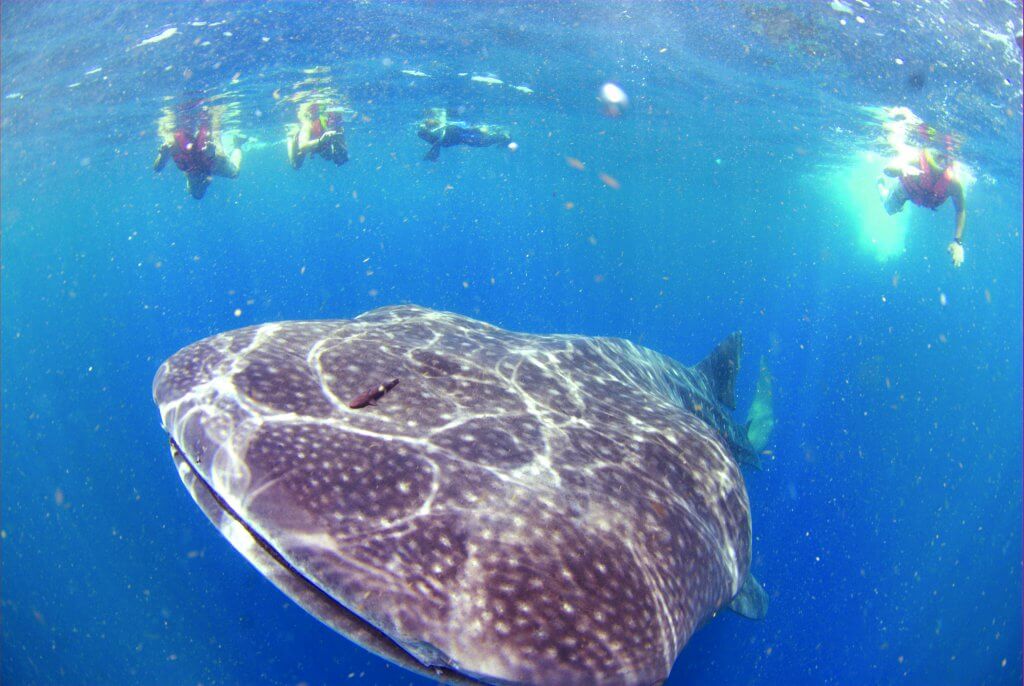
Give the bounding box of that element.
[187,173,208,200]
[332,140,349,165]
[210,150,241,179]
[288,133,304,170]
[882,182,908,215]
[331,132,349,165]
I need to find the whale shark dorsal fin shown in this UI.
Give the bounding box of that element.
[697,332,742,410]
[728,573,768,620]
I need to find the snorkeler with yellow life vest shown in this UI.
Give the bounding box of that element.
[877,143,967,268]
[287,101,349,170]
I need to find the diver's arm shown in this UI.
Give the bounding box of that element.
[153,144,171,172]
[884,156,920,178]
[946,181,966,268]
[951,182,966,244]
[295,125,323,153]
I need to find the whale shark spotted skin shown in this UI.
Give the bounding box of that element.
[153,305,767,686]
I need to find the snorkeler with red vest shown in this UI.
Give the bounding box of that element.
[154,109,243,200]
[877,145,966,268]
[287,101,349,170]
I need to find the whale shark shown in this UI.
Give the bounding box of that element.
[153,305,770,685]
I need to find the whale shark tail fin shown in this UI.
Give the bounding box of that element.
[697,332,742,410]
[746,355,775,453]
[728,573,768,620]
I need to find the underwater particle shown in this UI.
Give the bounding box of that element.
[507,141,518,152]
[401,69,429,77]
[233,308,242,317]
[368,289,379,298]
[471,75,503,86]
[462,281,470,289]
[594,274,605,283]
[598,172,621,190]
[54,488,65,506]
[907,70,926,90]
[855,16,865,24]
[262,36,270,42]
[984,289,991,303]
[588,235,598,245]
[4,92,24,100]
[565,156,586,171]
[830,0,854,14]
[599,82,628,116]
[182,67,193,80]
[135,27,178,48]
[513,85,533,94]
[894,57,904,65]
[564,201,575,210]
[939,292,947,307]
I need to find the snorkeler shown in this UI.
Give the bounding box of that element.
[287,101,349,170]
[877,146,966,268]
[417,108,512,161]
[153,108,243,200]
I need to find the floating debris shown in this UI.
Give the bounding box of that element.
[830,0,854,15]
[599,82,628,116]
[513,85,533,94]
[85,67,102,76]
[4,92,24,100]
[599,172,621,190]
[565,156,586,171]
[401,69,429,77]
[471,75,503,86]
[135,27,178,48]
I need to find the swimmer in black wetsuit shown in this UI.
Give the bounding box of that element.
[417,108,511,161]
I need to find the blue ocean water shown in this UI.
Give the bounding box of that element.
[2,2,1021,684]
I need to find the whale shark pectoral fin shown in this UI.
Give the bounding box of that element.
[745,355,775,453]
[696,331,742,410]
[728,573,768,620]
